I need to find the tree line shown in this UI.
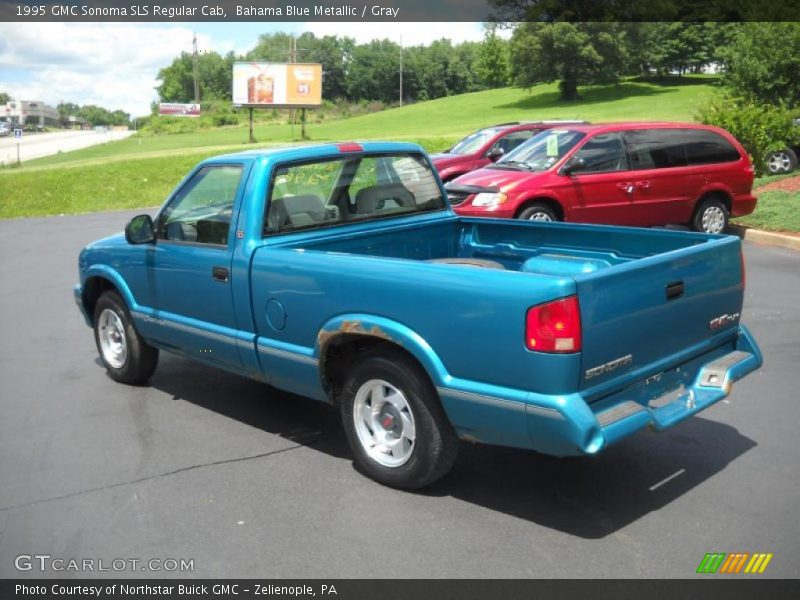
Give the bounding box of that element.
[156,23,784,108]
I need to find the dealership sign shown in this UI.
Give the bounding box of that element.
[158,103,200,117]
[233,62,322,108]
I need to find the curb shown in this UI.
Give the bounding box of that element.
[728,225,800,252]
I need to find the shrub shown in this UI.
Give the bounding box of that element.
[698,97,800,176]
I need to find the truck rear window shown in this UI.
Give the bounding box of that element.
[264,153,446,235]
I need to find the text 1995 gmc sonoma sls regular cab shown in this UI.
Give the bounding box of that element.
[75,142,763,489]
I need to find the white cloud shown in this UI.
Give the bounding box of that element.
[0,23,230,117]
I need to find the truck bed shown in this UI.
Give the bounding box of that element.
[281,216,713,275]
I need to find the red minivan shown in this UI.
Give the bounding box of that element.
[446,122,757,233]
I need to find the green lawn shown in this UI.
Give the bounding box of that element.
[733,175,800,233]
[0,76,719,218]
[22,76,715,169]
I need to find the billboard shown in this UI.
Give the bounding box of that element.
[233,63,322,107]
[158,103,200,117]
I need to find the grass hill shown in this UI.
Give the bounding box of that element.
[2,76,718,218]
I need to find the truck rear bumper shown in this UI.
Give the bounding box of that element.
[437,325,762,456]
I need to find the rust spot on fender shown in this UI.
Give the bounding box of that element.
[317,320,393,349]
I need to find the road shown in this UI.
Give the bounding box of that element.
[0,209,797,579]
[0,129,133,164]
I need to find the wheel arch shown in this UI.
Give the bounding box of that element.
[316,314,449,405]
[694,188,733,214]
[81,266,136,319]
[513,196,565,220]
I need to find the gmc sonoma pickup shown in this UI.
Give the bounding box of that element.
[75,142,763,489]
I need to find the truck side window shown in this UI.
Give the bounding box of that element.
[158,165,243,246]
[572,133,628,173]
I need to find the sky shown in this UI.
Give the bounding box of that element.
[0,22,505,118]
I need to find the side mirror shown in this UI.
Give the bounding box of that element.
[125,214,155,244]
[486,146,505,161]
[560,157,586,176]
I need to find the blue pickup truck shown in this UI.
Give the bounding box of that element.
[75,142,763,489]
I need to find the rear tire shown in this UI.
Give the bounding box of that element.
[691,197,730,234]
[93,291,159,384]
[517,203,559,222]
[340,347,459,489]
[765,148,797,174]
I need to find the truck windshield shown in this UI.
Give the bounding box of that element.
[493,129,586,171]
[265,152,447,235]
[448,128,501,155]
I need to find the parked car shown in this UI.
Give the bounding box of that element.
[0,123,10,137]
[446,122,757,233]
[75,142,762,489]
[764,117,800,174]
[430,120,588,183]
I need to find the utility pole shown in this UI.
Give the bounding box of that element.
[399,35,403,107]
[192,32,200,103]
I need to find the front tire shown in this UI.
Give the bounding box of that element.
[340,348,459,489]
[517,203,559,222]
[93,291,158,384]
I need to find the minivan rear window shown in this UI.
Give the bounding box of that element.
[682,129,741,165]
[624,128,740,170]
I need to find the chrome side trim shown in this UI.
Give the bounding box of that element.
[131,311,234,344]
[258,344,319,366]
[436,387,562,419]
[436,387,524,409]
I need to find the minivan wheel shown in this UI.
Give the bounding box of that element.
[517,203,558,222]
[93,291,159,384]
[692,198,730,234]
[340,348,459,489]
[765,148,797,174]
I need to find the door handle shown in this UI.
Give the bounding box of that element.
[212,266,229,282]
[637,181,651,190]
[617,182,635,194]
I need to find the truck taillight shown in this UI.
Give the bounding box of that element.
[525,296,582,353]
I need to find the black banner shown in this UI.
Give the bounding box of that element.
[0,0,799,22]
[2,580,800,600]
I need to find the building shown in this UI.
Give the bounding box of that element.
[1,100,60,129]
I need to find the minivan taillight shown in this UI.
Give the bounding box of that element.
[525,296,582,353]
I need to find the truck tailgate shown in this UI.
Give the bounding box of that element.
[575,235,744,395]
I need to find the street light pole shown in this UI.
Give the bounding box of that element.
[192,33,200,104]
[399,35,403,107]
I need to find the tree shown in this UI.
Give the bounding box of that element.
[718,22,800,108]
[476,25,510,88]
[510,23,627,101]
[0,92,10,104]
[156,51,233,103]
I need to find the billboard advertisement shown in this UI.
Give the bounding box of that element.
[233,63,322,107]
[158,103,200,117]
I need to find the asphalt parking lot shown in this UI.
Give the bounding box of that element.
[0,209,798,579]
